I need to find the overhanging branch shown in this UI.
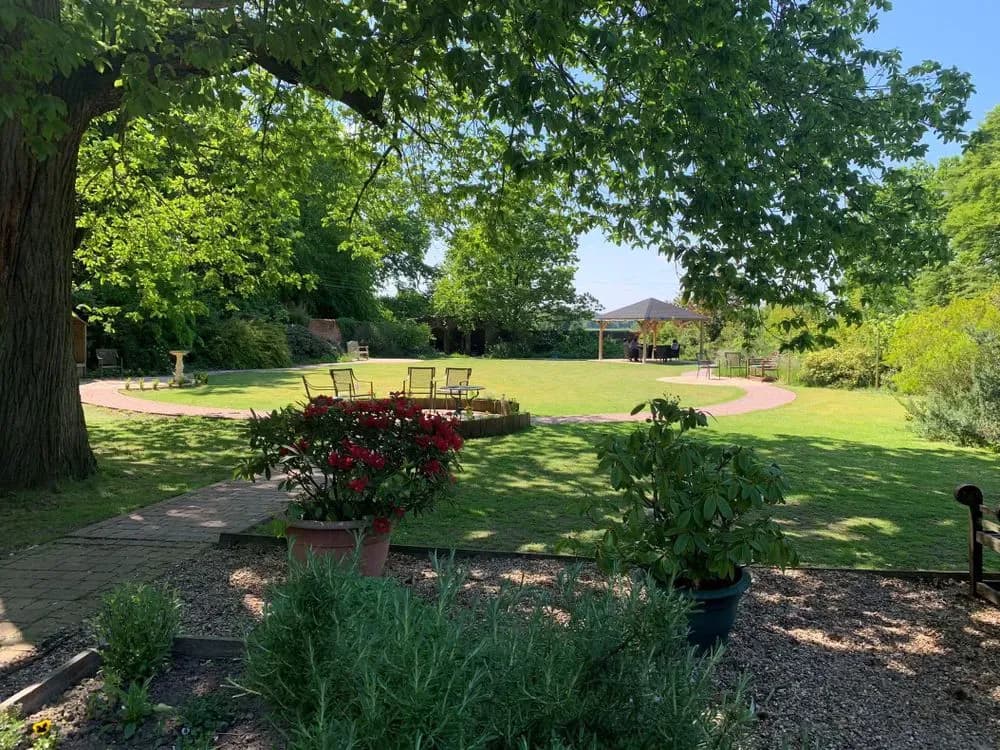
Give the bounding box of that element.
[253,51,386,127]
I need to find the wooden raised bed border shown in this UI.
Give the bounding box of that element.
[0,636,245,716]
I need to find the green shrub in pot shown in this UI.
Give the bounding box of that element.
[593,397,797,646]
[594,397,797,587]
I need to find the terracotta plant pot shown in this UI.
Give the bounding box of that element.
[285,519,390,577]
[678,567,752,651]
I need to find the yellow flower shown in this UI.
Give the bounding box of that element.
[31,718,52,736]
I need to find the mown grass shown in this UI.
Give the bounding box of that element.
[6,376,997,570]
[393,387,999,570]
[124,358,741,416]
[0,407,246,554]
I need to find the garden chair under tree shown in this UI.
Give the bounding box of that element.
[329,368,375,400]
[95,348,123,376]
[403,366,436,405]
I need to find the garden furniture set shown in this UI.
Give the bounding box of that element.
[302,366,484,411]
[695,352,781,380]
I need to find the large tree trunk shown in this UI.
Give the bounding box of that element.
[0,117,96,489]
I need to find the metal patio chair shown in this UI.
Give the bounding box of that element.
[329,367,375,400]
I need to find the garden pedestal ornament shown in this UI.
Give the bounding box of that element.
[169,350,189,385]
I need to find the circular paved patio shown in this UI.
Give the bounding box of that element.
[81,367,795,423]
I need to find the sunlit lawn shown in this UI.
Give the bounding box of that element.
[125,358,742,416]
[395,387,1000,570]
[6,381,997,571]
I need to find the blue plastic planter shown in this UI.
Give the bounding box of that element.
[679,567,752,651]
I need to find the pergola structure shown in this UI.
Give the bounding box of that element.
[595,297,708,362]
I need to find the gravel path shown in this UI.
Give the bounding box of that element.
[5,547,997,749]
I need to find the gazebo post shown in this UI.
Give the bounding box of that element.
[597,320,607,360]
[698,321,705,360]
[650,320,661,361]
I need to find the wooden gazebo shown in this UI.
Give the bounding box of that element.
[595,297,708,362]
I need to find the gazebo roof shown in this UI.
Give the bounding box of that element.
[596,297,707,322]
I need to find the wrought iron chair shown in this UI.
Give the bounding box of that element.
[722,351,744,377]
[95,348,123,376]
[302,375,336,400]
[402,366,436,403]
[695,360,720,379]
[329,368,375,400]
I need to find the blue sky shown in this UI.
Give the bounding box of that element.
[575,1,1000,312]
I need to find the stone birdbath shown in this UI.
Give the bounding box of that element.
[169,350,190,385]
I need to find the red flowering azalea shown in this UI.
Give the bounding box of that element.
[347,476,369,493]
[371,516,391,535]
[243,393,463,524]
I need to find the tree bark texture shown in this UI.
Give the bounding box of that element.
[0,117,97,489]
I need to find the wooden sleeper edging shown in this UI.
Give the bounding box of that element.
[0,649,101,717]
[0,635,245,716]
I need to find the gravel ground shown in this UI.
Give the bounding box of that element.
[4,545,999,750]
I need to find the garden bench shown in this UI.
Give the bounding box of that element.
[747,355,779,380]
[95,348,123,376]
[955,484,1000,606]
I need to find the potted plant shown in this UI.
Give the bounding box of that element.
[238,394,463,576]
[593,397,797,649]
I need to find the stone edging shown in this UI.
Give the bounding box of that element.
[0,636,245,715]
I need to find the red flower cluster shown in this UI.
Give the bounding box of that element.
[422,459,444,476]
[347,476,370,493]
[372,516,392,534]
[249,394,463,525]
[303,395,338,419]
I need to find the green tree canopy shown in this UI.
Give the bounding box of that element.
[433,181,596,342]
[914,106,1000,305]
[0,0,974,487]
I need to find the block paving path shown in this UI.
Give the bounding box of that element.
[0,478,288,666]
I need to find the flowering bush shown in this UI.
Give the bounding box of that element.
[237,395,463,530]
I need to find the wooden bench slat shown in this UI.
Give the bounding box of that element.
[976,581,1000,607]
[975,530,1000,555]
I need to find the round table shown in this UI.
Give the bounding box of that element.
[438,384,484,414]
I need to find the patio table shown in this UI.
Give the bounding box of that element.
[438,384,484,414]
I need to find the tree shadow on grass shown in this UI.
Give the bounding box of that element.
[399,423,1000,570]
[0,414,248,555]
